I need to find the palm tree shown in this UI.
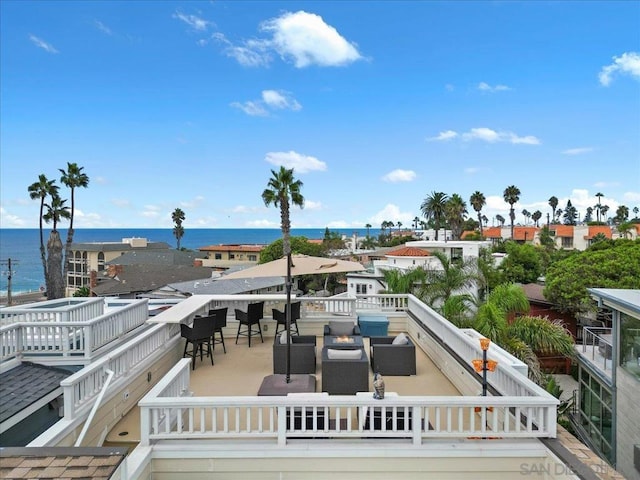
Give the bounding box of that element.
[397,221,402,233]
[548,196,558,224]
[614,205,629,224]
[595,192,604,222]
[380,268,425,294]
[585,207,594,223]
[365,223,372,237]
[171,208,186,249]
[470,191,486,235]
[473,283,574,383]
[633,206,639,219]
[28,174,58,281]
[503,185,521,239]
[532,210,542,227]
[420,191,448,240]
[412,216,420,230]
[495,214,505,227]
[481,215,488,228]
[418,251,477,307]
[445,193,467,240]
[43,193,71,299]
[601,205,609,223]
[59,163,90,285]
[521,209,530,225]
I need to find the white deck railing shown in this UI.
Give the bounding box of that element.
[0,299,149,363]
[139,359,557,446]
[0,297,105,326]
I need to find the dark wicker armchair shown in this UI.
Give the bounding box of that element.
[273,334,316,374]
[272,301,301,336]
[369,335,416,376]
[321,347,369,395]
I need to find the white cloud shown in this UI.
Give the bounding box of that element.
[304,200,323,210]
[427,130,458,141]
[445,84,455,91]
[382,169,416,182]
[464,167,480,174]
[262,90,301,111]
[29,34,59,54]
[478,82,511,92]
[230,100,268,116]
[232,90,301,116]
[562,147,593,155]
[94,20,112,35]
[173,12,213,32]
[460,127,540,145]
[599,51,640,86]
[246,219,278,228]
[214,11,362,68]
[0,207,26,227]
[265,151,327,173]
[624,191,640,202]
[179,196,205,209]
[141,204,161,218]
[261,11,363,68]
[369,204,414,227]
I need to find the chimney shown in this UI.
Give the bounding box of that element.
[90,270,97,288]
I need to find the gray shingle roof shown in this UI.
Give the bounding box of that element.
[69,241,170,252]
[92,265,213,296]
[106,250,201,266]
[0,363,71,424]
[168,276,285,295]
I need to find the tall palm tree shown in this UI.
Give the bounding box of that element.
[420,191,448,240]
[171,208,186,249]
[633,206,639,219]
[532,210,542,227]
[365,223,372,237]
[495,214,505,227]
[262,166,304,383]
[521,209,530,225]
[59,163,90,285]
[412,216,420,230]
[601,205,609,223]
[43,193,71,299]
[28,174,58,281]
[548,196,558,224]
[503,185,521,239]
[470,191,486,235]
[445,194,467,240]
[595,192,604,222]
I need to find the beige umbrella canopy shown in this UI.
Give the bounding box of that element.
[223,254,365,279]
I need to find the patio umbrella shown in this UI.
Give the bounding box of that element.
[224,254,365,383]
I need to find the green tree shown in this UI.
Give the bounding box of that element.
[633,206,639,219]
[474,283,574,383]
[548,196,558,224]
[28,174,59,282]
[43,193,71,299]
[522,209,530,225]
[470,191,486,235]
[418,251,477,307]
[495,214,505,227]
[584,206,594,223]
[595,192,604,222]
[380,268,425,294]
[532,210,542,227]
[544,239,640,313]
[500,241,542,284]
[614,205,629,224]
[73,286,91,297]
[171,208,186,249]
[412,216,420,230]
[59,163,90,287]
[445,193,467,240]
[618,222,634,239]
[262,166,305,264]
[322,228,345,251]
[562,200,578,226]
[420,191,448,240]
[260,237,322,263]
[503,185,521,239]
[365,223,372,237]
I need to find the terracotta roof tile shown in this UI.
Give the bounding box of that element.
[585,225,612,239]
[385,246,431,257]
[483,227,503,238]
[551,225,574,237]
[513,227,539,241]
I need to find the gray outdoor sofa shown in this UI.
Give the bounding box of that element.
[273,334,317,375]
[321,347,369,395]
[369,335,417,376]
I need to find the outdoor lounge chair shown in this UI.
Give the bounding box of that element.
[369,334,416,376]
[321,347,369,395]
[273,333,316,374]
[181,316,215,370]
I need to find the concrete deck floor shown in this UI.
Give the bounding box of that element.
[105,332,460,446]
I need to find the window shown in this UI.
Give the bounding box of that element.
[619,312,640,380]
[356,283,368,294]
[562,237,573,248]
[97,252,105,271]
[248,255,257,262]
[229,253,235,260]
[577,366,613,462]
[451,248,463,264]
[214,253,222,260]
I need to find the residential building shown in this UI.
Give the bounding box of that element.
[65,238,171,296]
[197,244,265,269]
[572,288,640,480]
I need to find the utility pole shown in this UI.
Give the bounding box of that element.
[1,258,18,306]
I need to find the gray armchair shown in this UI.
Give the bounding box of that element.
[369,335,416,376]
[323,320,361,338]
[321,347,369,395]
[273,334,317,375]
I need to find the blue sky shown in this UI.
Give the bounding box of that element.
[1,1,639,230]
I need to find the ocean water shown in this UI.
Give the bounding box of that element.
[0,228,376,295]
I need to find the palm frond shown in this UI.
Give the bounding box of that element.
[473,302,508,344]
[508,315,575,357]
[501,336,542,384]
[487,283,530,315]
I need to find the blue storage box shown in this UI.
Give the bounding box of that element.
[358,315,389,337]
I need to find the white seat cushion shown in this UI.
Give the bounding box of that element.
[392,332,409,345]
[326,348,362,360]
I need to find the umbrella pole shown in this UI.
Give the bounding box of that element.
[285,252,292,383]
